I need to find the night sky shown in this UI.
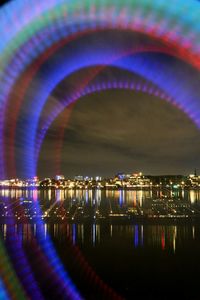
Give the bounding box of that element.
[3,1,200,178]
[39,87,200,178]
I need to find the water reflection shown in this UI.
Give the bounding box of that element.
[1,222,199,254]
[1,188,200,204]
[1,188,200,221]
[0,190,199,299]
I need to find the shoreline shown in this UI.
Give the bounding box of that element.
[0,186,199,190]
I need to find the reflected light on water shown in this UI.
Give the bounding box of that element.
[190,190,196,204]
[1,223,197,255]
[161,230,165,250]
[1,188,200,256]
[173,226,177,253]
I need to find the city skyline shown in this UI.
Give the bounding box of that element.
[1,171,200,189]
[0,169,199,181]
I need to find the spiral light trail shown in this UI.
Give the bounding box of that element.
[1,0,200,299]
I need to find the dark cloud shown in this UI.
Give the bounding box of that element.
[39,89,200,177]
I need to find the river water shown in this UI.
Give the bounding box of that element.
[1,188,200,299]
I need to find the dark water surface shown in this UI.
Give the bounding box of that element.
[50,222,200,300]
[1,189,200,299]
[1,222,200,299]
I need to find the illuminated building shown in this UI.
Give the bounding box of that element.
[55,175,65,180]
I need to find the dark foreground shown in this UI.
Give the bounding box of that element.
[1,222,200,299]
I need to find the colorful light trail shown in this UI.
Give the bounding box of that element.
[1,0,200,299]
